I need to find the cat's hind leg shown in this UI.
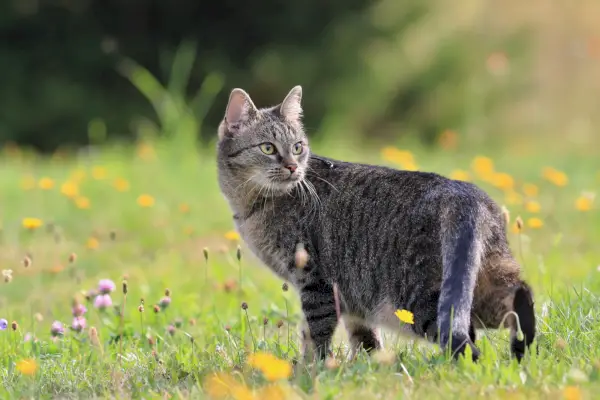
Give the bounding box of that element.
[343,316,382,358]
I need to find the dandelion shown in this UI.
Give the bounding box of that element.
[575,192,595,212]
[204,373,253,400]
[247,352,293,381]
[50,321,65,337]
[94,294,113,310]
[542,167,568,187]
[395,309,414,324]
[98,279,116,294]
[450,170,471,182]
[60,181,79,198]
[471,156,495,178]
[0,319,7,330]
[525,201,541,213]
[71,317,86,333]
[381,147,417,170]
[38,177,55,190]
[2,269,12,283]
[522,183,539,197]
[86,237,99,249]
[69,168,87,182]
[563,386,582,400]
[16,359,37,376]
[113,178,130,192]
[527,217,544,229]
[225,230,240,242]
[91,166,107,180]
[22,218,43,230]
[504,190,523,206]
[490,172,514,191]
[159,296,171,310]
[137,194,155,207]
[74,196,91,209]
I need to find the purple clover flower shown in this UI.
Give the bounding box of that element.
[72,303,87,317]
[94,294,113,310]
[50,321,65,337]
[0,319,7,330]
[158,296,171,310]
[71,317,86,333]
[98,279,116,294]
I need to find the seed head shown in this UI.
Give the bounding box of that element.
[295,243,309,269]
[138,305,144,313]
[165,288,171,297]
[122,280,128,295]
[89,326,98,340]
[148,336,155,346]
[11,321,18,331]
[159,296,171,310]
[501,205,510,226]
[153,304,160,313]
[276,320,284,328]
[263,317,269,326]
[23,256,32,268]
[174,318,183,328]
[516,216,524,231]
[241,302,248,310]
[189,318,196,326]
[203,247,209,261]
[282,283,289,292]
[224,325,231,332]
[167,325,176,336]
[236,245,242,261]
[68,253,77,263]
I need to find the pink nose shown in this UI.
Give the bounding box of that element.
[285,164,298,173]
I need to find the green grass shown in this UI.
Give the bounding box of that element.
[0,137,599,399]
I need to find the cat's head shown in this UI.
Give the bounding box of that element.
[217,86,309,197]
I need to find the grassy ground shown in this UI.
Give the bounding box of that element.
[0,137,599,399]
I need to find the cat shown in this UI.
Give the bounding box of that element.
[216,85,536,362]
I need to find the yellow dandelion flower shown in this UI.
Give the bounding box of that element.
[575,193,594,212]
[38,177,55,190]
[542,167,568,187]
[49,264,65,274]
[179,203,190,213]
[74,196,91,209]
[525,201,541,213]
[395,309,414,324]
[527,217,543,229]
[136,142,156,160]
[381,147,416,170]
[449,170,471,182]
[204,372,252,400]
[490,172,514,191]
[247,352,292,381]
[137,194,155,208]
[256,385,287,400]
[86,237,99,250]
[471,156,495,178]
[522,183,539,198]
[113,178,130,192]
[563,386,582,400]
[504,190,523,206]
[20,175,36,191]
[22,218,43,230]
[60,181,79,198]
[16,359,37,375]
[91,166,107,180]
[225,230,240,242]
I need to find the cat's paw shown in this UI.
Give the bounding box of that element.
[444,333,481,362]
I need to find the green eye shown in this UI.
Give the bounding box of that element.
[259,143,276,155]
[292,142,303,155]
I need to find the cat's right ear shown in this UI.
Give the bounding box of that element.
[219,88,258,139]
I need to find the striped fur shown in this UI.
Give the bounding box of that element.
[217,86,536,362]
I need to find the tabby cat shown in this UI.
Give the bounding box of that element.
[216,86,535,362]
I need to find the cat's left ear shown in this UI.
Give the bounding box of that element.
[280,85,303,122]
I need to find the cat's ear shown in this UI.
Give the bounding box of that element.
[221,88,258,136]
[280,85,303,122]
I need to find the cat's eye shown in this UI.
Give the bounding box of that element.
[292,142,303,155]
[259,143,276,155]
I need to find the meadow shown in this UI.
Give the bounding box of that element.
[0,135,599,399]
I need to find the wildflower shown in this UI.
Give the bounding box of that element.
[71,317,86,332]
[22,218,43,230]
[225,230,240,242]
[522,183,539,197]
[0,319,7,330]
[89,327,100,346]
[86,237,99,249]
[203,247,209,261]
[49,264,65,274]
[69,168,86,182]
[175,318,183,328]
[236,245,242,261]
[74,196,91,209]
[16,359,37,376]
[138,305,144,313]
[527,217,544,229]
[94,294,113,310]
[381,147,417,170]
[525,201,541,213]
[137,194,155,207]
[24,333,33,342]
[68,253,77,263]
[38,177,55,190]
[34,313,43,322]
[98,279,116,294]
[563,386,582,400]
[542,167,568,187]
[395,309,414,324]
[85,289,98,302]
[2,269,12,283]
[91,166,107,180]
[23,256,32,268]
[167,325,176,336]
[449,169,470,182]
[491,172,514,191]
[295,243,309,269]
[122,281,128,295]
[501,206,510,226]
[165,288,171,296]
[248,352,292,381]
[189,318,196,326]
[515,216,524,231]
[60,181,79,198]
[11,321,18,331]
[179,203,190,213]
[204,372,252,400]
[276,320,284,328]
[50,321,65,337]
[113,178,130,192]
[438,129,458,150]
[575,192,595,212]
[72,303,87,317]
[159,296,171,310]
[471,156,495,178]
[153,305,160,313]
[504,190,523,206]
[241,302,248,310]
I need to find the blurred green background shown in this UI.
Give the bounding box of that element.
[2,0,599,153]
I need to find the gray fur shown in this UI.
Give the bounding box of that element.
[216,86,536,361]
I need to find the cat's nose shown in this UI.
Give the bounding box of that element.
[284,163,298,173]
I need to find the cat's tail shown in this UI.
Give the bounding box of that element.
[437,199,483,361]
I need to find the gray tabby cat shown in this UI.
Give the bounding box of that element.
[216,86,536,362]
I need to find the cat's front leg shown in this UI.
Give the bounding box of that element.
[298,277,339,361]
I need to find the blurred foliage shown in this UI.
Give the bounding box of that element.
[0,0,529,152]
